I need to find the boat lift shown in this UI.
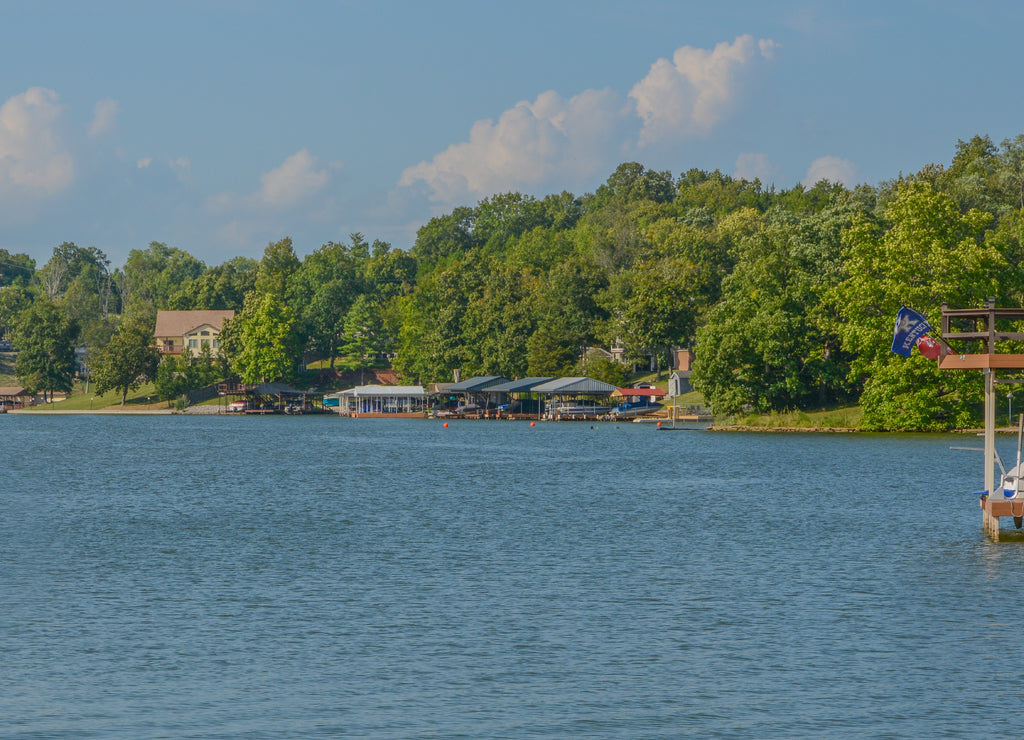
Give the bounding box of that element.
[939,301,1024,539]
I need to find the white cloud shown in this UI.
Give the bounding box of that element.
[137,157,152,169]
[0,87,74,198]
[170,156,191,181]
[803,155,857,186]
[398,36,776,206]
[734,153,773,182]
[629,35,777,146]
[89,98,119,138]
[256,149,329,207]
[400,88,632,204]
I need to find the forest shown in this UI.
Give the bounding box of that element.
[3,134,1024,430]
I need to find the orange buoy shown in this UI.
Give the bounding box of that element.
[530,421,536,427]
[443,422,448,428]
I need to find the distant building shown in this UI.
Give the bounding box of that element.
[154,310,235,357]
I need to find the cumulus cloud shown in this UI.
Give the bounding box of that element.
[137,157,152,169]
[398,36,776,205]
[734,153,773,182]
[630,35,777,146]
[400,88,631,204]
[256,148,329,207]
[209,149,330,214]
[803,155,857,187]
[89,98,119,138]
[0,87,74,198]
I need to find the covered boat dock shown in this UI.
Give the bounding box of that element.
[325,385,427,417]
[531,377,620,420]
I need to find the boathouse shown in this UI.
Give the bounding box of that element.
[531,376,619,420]
[437,375,509,415]
[483,377,555,417]
[325,385,427,417]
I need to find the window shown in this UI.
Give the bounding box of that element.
[200,330,210,336]
[189,339,198,349]
[202,339,210,349]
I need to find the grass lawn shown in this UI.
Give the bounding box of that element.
[724,405,864,430]
[18,380,169,411]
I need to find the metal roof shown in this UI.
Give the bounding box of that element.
[611,387,667,398]
[530,377,619,395]
[484,377,556,393]
[250,382,310,396]
[443,376,509,392]
[326,385,426,399]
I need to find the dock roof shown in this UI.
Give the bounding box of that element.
[530,377,619,395]
[444,376,509,392]
[485,377,556,393]
[326,385,426,398]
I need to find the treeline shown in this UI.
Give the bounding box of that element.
[4,135,1024,428]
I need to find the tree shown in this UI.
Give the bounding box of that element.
[830,179,1004,430]
[223,292,300,384]
[0,286,32,338]
[0,249,35,287]
[692,204,861,414]
[254,237,301,299]
[168,256,258,310]
[12,300,79,401]
[91,321,161,405]
[119,242,206,313]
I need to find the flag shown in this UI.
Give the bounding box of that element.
[891,306,933,357]
[916,335,942,360]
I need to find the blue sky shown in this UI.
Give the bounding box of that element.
[2,1,1022,268]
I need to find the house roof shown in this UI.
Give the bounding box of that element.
[154,310,235,337]
[444,375,509,392]
[530,377,619,395]
[485,377,556,393]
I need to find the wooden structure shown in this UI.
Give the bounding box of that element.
[0,386,35,410]
[939,301,1024,538]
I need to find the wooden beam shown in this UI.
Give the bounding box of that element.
[938,354,1024,369]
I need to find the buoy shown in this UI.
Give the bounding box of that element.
[530,421,536,427]
[657,422,662,427]
[443,422,448,428]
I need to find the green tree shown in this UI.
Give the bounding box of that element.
[119,242,206,313]
[255,237,301,299]
[91,321,161,405]
[168,256,258,310]
[12,300,79,401]
[692,205,858,414]
[223,292,300,383]
[0,286,32,338]
[830,179,1004,430]
[0,249,35,287]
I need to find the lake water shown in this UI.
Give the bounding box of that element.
[2,415,1023,738]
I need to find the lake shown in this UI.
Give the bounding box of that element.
[1,415,1022,738]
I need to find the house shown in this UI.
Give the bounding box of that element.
[154,310,235,357]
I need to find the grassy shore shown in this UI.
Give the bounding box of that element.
[13,380,170,412]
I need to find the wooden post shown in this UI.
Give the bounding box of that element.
[986,366,996,520]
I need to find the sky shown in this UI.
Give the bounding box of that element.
[2,0,1023,269]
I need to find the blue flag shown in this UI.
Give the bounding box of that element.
[891,306,934,357]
